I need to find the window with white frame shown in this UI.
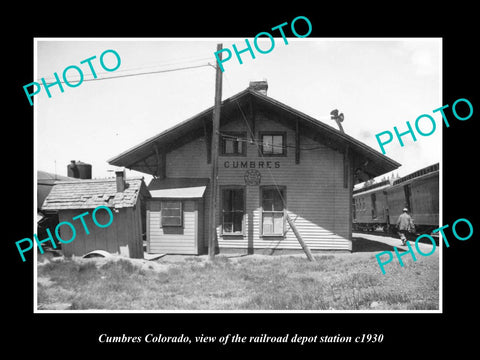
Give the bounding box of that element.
[261,186,285,236]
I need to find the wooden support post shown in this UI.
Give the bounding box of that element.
[154,144,166,179]
[347,156,353,242]
[142,159,156,177]
[286,214,315,261]
[208,43,223,261]
[161,152,166,179]
[295,119,300,164]
[343,146,349,188]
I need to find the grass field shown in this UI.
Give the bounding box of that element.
[36,236,439,311]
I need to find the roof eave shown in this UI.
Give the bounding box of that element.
[247,90,400,176]
[107,89,251,168]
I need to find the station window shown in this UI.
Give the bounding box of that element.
[222,188,245,234]
[161,201,182,227]
[261,186,286,236]
[221,132,246,156]
[260,132,286,156]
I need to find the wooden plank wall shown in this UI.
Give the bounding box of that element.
[59,207,144,258]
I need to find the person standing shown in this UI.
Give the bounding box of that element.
[397,208,414,245]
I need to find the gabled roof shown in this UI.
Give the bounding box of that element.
[108,87,400,179]
[41,178,150,211]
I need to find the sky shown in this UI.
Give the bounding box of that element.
[35,38,442,184]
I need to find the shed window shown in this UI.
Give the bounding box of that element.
[261,187,285,236]
[161,201,182,227]
[261,133,286,156]
[222,188,244,234]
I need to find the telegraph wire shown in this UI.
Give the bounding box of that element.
[114,56,216,73]
[40,63,213,85]
[38,54,218,83]
[218,132,326,151]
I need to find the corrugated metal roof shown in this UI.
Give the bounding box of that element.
[148,177,209,199]
[392,162,439,186]
[41,177,149,211]
[353,183,391,196]
[150,186,206,199]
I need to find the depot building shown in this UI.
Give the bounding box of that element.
[108,81,400,255]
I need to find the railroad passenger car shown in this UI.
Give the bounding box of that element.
[352,180,391,231]
[353,163,439,234]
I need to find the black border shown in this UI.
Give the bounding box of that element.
[6,5,479,354]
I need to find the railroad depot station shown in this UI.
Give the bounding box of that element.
[41,81,405,257]
[102,81,400,256]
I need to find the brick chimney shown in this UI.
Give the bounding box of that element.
[249,80,268,95]
[115,169,126,192]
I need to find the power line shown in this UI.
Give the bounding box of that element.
[134,56,216,71]
[40,63,213,85]
[219,132,326,151]
[40,55,217,82]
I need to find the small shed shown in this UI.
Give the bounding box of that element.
[146,178,209,255]
[41,171,150,258]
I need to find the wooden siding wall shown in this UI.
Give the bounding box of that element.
[59,207,144,258]
[147,199,200,254]
[165,137,211,253]
[163,112,352,252]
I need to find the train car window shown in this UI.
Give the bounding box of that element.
[404,184,412,213]
[371,193,377,219]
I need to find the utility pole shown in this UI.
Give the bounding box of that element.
[209,43,223,261]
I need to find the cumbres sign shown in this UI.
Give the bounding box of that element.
[223,160,280,169]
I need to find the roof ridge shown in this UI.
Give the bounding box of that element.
[54,177,144,184]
